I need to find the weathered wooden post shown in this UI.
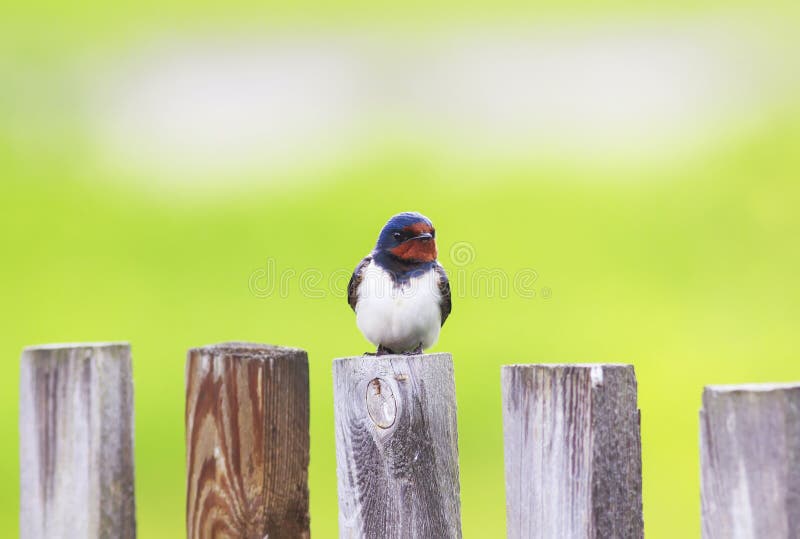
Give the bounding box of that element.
[700,383,800,538]
[501,364,643,539]
[333,352,462,538]
[19,343,136,539]
[185,342,310,539]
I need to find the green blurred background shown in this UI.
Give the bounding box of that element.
[3,1,800,537]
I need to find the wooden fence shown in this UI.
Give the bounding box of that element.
[17,342,800,538]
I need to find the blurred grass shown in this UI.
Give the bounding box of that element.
[3,113,800,537]
[3,3,800,537]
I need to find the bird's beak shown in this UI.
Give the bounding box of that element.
[412,232,433,241]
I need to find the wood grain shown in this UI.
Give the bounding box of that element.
[333,353,462,539]
[185,342,310,539]
[700,383,800,539]
[19,342,136,539]
[501,364,642,539]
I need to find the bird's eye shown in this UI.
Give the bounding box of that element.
[431,229,436,238]
[392,232,403,241]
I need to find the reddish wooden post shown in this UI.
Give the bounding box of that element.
[185,342,310,539]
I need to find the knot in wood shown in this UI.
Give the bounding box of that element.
[366,378,396,429]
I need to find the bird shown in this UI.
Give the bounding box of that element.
[348,212,452,355]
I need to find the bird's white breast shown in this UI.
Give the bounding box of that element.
[355,261,443,352]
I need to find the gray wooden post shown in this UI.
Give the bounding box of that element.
[501,364,643,539]
[700,383,800,539]
[185,342,310,539]
[333,353,462,538]
[19,343,136,539]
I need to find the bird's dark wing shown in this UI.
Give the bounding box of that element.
[347,256,372,312]
[435,264,452,326]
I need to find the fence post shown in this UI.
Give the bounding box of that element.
[185,342,310,539]
[700,383,800,538]
[19,343,136,539]
[501,364,643,539]
[333,352,462,538]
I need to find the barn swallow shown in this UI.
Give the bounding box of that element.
[348,212,452,355]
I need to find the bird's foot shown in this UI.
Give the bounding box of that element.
[375,345,396,356]
[367,344,422,356]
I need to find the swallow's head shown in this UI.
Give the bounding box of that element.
[375,212,438,263]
